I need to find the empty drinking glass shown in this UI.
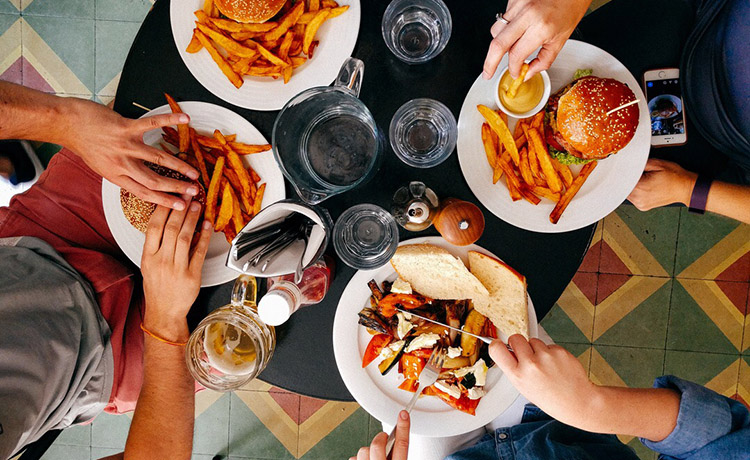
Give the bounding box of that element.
[381,0,452,64]
[333,204,399,270]
[389,98,457,168]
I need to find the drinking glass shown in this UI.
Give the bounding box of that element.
[333,204,399,270]
[389,98,457,168]
[381,0,452,64]
[272,58,383,205]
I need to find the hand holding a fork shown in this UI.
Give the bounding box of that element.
[350,410,410,460]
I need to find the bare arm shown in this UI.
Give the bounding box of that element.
[628,158,750,224]
[490,335,680,442]
[0,81,199,210]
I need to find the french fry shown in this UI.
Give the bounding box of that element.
[263,1,305,42]
[195,23,258,58]
[189,129,211,186]
[282,65,293,83]
[255,43,289,67]
[309,0,320,11]
[278,31,294,61]
[194,30,244,88]
[481,123,498,169]
[223,225,238,244]
[513,120,524,139]
[550,161,598,224]
[223,168,253,211]
[518,147,536,187]
[492,165,504,184]
[194,9,210,24]
[308,40,320,58]
[531,186,561,202]
[551,158,574,188]
[215,182,234,231]
[247,166,262,184]
[477,104,519,165]
[506,174,522,201]
[205,156,225,225]
[227,185,244,233]
[518,184,542,205]
[214,130,255,212]
[252,183,266,216]
[164,93,189,152]
[321,0,339,7]
[531,111,544,129]
[505,63,529,99]
[202,0,214,15]
[298,6,349,23]
[526,130,543,181]
[497,158,523,201]
[303,10,330,55]
[186,30,203,53]
[528,128,562,193]
[291,56,307,67]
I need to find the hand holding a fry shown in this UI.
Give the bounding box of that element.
[628,158,697,211]
[483,0,591,80]
[60,98,200,210]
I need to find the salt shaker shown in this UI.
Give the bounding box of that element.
[391,181,440,231]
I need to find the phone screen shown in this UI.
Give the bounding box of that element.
[645,78,685,136]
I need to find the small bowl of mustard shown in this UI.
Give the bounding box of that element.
[493,64,551,119]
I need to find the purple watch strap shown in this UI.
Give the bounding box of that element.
[688,174,712,214]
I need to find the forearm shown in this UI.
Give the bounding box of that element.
[705,181,750,224]
[124,317,194,460]
[570,386,680,442]
[0,81,81,146]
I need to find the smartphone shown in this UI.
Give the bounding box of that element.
[643,68,687,147]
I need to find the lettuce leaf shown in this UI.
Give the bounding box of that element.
[548,145,594,165]
[573,68,593,80]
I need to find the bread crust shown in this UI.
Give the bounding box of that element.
[214,0,286,23]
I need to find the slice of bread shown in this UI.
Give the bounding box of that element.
[390,244,490,311]
[468,251,529,338]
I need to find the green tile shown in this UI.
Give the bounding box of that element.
[667,281,740,353]
[367,414,382,443]
[92,447,122,458]
[91,411,131,449]
[299,407,369,460]
[664,350,739,387]
[541,304,591,344]
[54,423,91,446]
[594,345,665,388]
[94,19,140,95]
[22,0,94,18]
[0,12,18,33]
[626,438,657,460]
[40,444,90,460]
[228,393,294,459]
[612,205,680,276]
[595,280,671,348]
[194,393,231,456]
[0,2,19,14]
[96,0,151,22]
[23,15,95,93]
[675,209,743,275]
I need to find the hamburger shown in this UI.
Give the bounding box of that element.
[120,163,206,232]
[213,0,286,23]
[545,70,639,164]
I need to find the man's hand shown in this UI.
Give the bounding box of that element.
[490,335,599,426]
[628,158,697,211]
[62,99,200,210]
[141,199,212,341]
[483,0,591,80]
[350,411,410,460]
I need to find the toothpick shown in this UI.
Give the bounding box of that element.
[132,102,152,112]
[606,99,640,116]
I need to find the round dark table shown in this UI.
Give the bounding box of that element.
[114,0,594,401]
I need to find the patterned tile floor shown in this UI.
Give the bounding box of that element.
[2,1,748,459]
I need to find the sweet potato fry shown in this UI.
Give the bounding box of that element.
[304,10,330,55]
[550,161,597,223]
[247,166,262,184]
[164,93,189,152]
[194,30,244,88]
[223,168,253,211]
[477,104,519,166]
[189,129,210,186]
[215,182,234,231]
[264,1,305,42]
[186,30,203,53]
[528,128,562,193]
[205,156,225,225]
[214,130,255,211]
[227,185,244,233]
[196,23,258,58]
[252,183,266,216]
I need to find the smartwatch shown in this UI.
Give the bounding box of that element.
[688,174,712,214]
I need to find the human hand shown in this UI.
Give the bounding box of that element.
[483,0,591,80]
[141,198,212,341]
[61,98,200,210]
[490,335,599,426]
[628,158,697,211]
[350,411,410,460]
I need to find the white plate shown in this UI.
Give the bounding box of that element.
[333,236,539,437]
[457,40,651,233]
[170,0,361,111]
[101,101,286,287]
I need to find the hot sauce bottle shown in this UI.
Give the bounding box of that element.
[257,256,333,326]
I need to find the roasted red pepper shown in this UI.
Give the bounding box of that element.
[362,334,392,368]
[424,386,480,416]
[400,354,426,381]
[377,293,432,317]
[397,379,419,392]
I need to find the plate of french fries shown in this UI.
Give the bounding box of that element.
[102,99,286,287]
[171,0,360,111]
[457,40,650,233]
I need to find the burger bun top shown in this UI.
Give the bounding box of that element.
[213,0,286,23]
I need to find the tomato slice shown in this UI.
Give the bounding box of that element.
[423,386,480,416]
[397,379,419,392]
[399,354,426,381]
[362,334,392,368]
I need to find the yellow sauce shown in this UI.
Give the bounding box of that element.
[499,71,544,114]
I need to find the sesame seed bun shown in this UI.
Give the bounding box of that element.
[120,163,206,233]
[213,0,286,23]
[556,77,639,160]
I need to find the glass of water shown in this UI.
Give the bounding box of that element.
[333,204,399,270]
[381,0,452,64]
[389,98,457,168]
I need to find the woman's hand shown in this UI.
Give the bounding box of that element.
[628,158,697,211]
[483,0,591,80]
[141,199,212,341]
[350,411,410,460]
[61,98,200,210]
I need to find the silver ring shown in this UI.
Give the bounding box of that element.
[496,13,510,25]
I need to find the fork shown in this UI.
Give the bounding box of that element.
[384,346,446,457]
